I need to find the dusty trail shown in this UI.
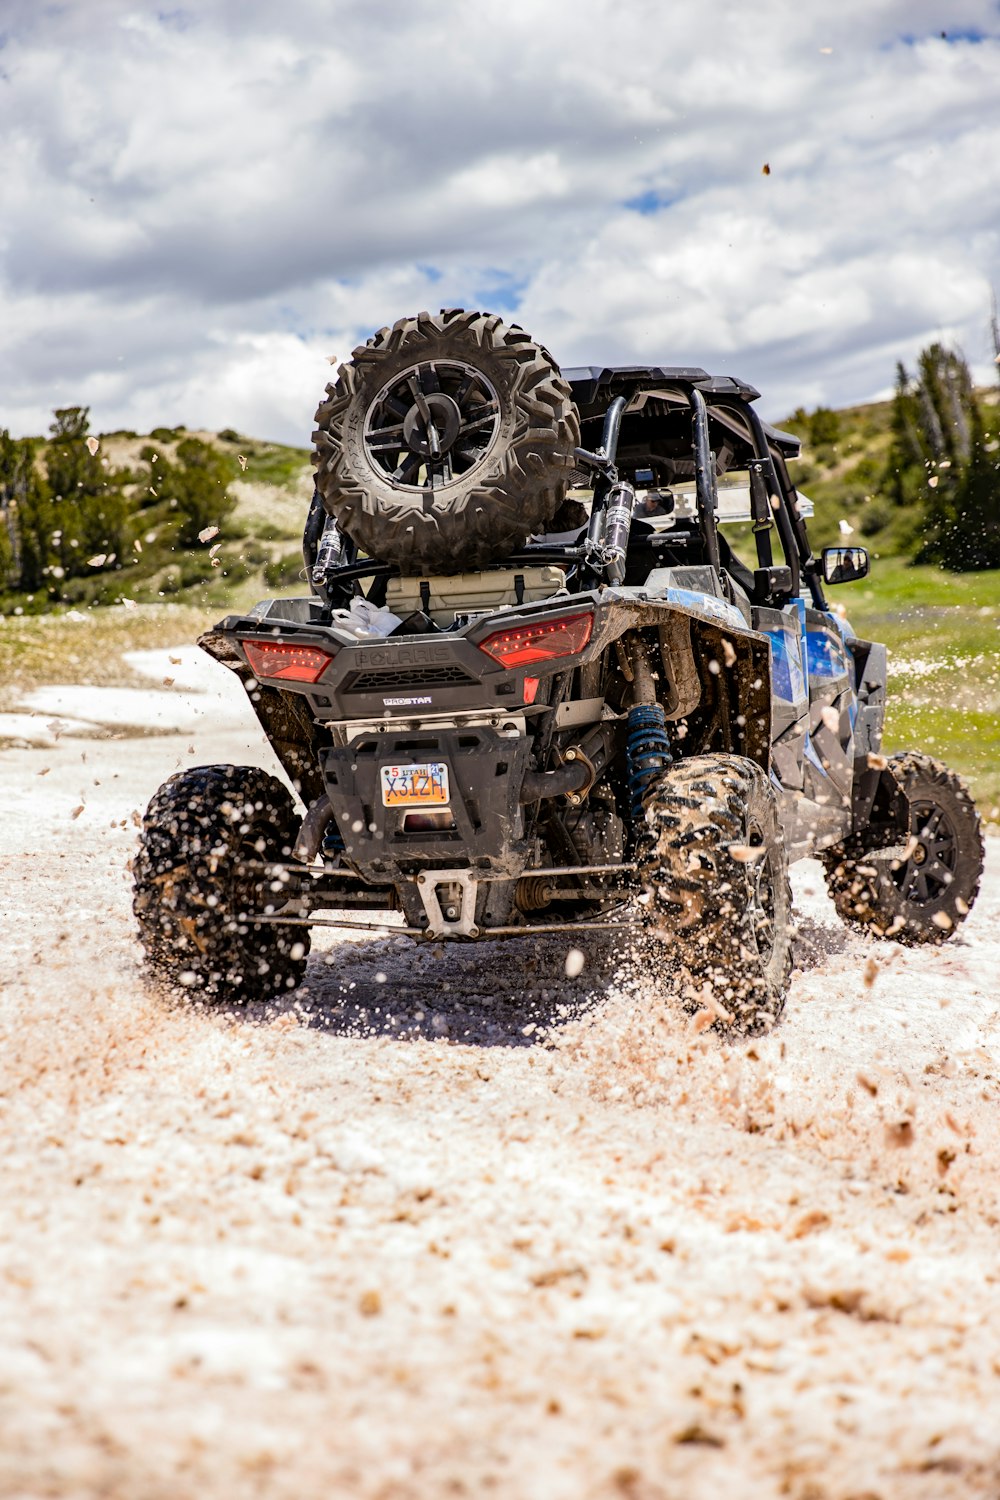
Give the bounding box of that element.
[2,714,1000,1500]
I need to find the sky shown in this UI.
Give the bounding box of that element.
[2,0,999,445]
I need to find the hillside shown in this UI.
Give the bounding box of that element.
[1,422,314,615]
[780,383,1000,560]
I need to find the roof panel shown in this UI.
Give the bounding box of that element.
[564,364,761,412]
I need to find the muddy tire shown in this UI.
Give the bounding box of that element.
[821,752,983,944]
[312,308,580,573]
[639,754,792,1032]
[133,764,309,1003]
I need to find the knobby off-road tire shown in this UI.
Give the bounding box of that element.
[312,308,581,573]
[133,764,309,1003]
[821,752,983,945]
[639,754,793,1032]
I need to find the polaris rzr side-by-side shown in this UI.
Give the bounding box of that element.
[133,309,985,1030]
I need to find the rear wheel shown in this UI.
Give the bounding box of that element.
[822,752,983,944]
[312,308,580,573]
[639,754,792,1032]
[133,764,309,1003]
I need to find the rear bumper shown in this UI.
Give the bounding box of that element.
[322,722,533,883]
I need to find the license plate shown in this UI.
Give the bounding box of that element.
[380,762,450,808]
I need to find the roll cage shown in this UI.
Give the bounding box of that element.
[303,367,827,615]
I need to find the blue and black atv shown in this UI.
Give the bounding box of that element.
[134,309,984,1030]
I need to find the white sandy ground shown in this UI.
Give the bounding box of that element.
[0,647,252,745]
[2,659,1000,1500]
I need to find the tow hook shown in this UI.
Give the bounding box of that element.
[416,868,479,938]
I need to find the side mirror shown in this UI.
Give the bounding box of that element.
[821,545,869,585]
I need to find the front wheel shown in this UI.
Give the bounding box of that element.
[821,752,983,944]
[639,754,793,1033]
[133,764,309,1003]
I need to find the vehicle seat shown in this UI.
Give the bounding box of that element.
[623,518,702,586]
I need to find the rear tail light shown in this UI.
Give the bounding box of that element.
[478,612,593,669]
[241,639,334,683]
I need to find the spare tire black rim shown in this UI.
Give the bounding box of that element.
[364,360,501,490]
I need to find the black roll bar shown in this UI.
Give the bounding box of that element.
[690,388,722,574]
[706,396,814,604]
[599,394,627,467]
[741,402,825,607]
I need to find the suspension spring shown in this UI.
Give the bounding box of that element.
[322,821,345,856]
[626,703,672,821]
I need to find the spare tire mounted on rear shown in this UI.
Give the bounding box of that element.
[312,308,581,573]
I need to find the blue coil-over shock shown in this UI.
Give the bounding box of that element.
[321,820,345,857]
[626,702,673,822]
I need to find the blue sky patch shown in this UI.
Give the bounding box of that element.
[894,26,992,47]
[623,188,677,215]
[473,273,526,313]
[156,9,195,30]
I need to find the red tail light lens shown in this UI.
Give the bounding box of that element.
[241,639,334,683]
[478,612,593,669]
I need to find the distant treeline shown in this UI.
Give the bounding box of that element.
[0,408,238,604]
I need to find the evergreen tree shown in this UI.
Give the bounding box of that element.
[16,460,59,594]
[885,344,1000,569]
[0,431,57,593]
[45,406,130,582]
[808,406,840,448]
[151,437,236,546]
[0,430,21,584]
[946,401,1000,568]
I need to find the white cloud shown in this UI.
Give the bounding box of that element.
[0,0,998,443]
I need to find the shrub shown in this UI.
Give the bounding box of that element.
[859,500,893,537]
[264,553,305,588]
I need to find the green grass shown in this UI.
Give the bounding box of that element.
[225,438,312,488]
[840,559,1000,821]
[843,556,1000,614]
[879,704,1000,822]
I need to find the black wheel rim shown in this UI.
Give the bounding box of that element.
[364,360,501,491]
[890,800,958,905]
[745,821,777,963]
